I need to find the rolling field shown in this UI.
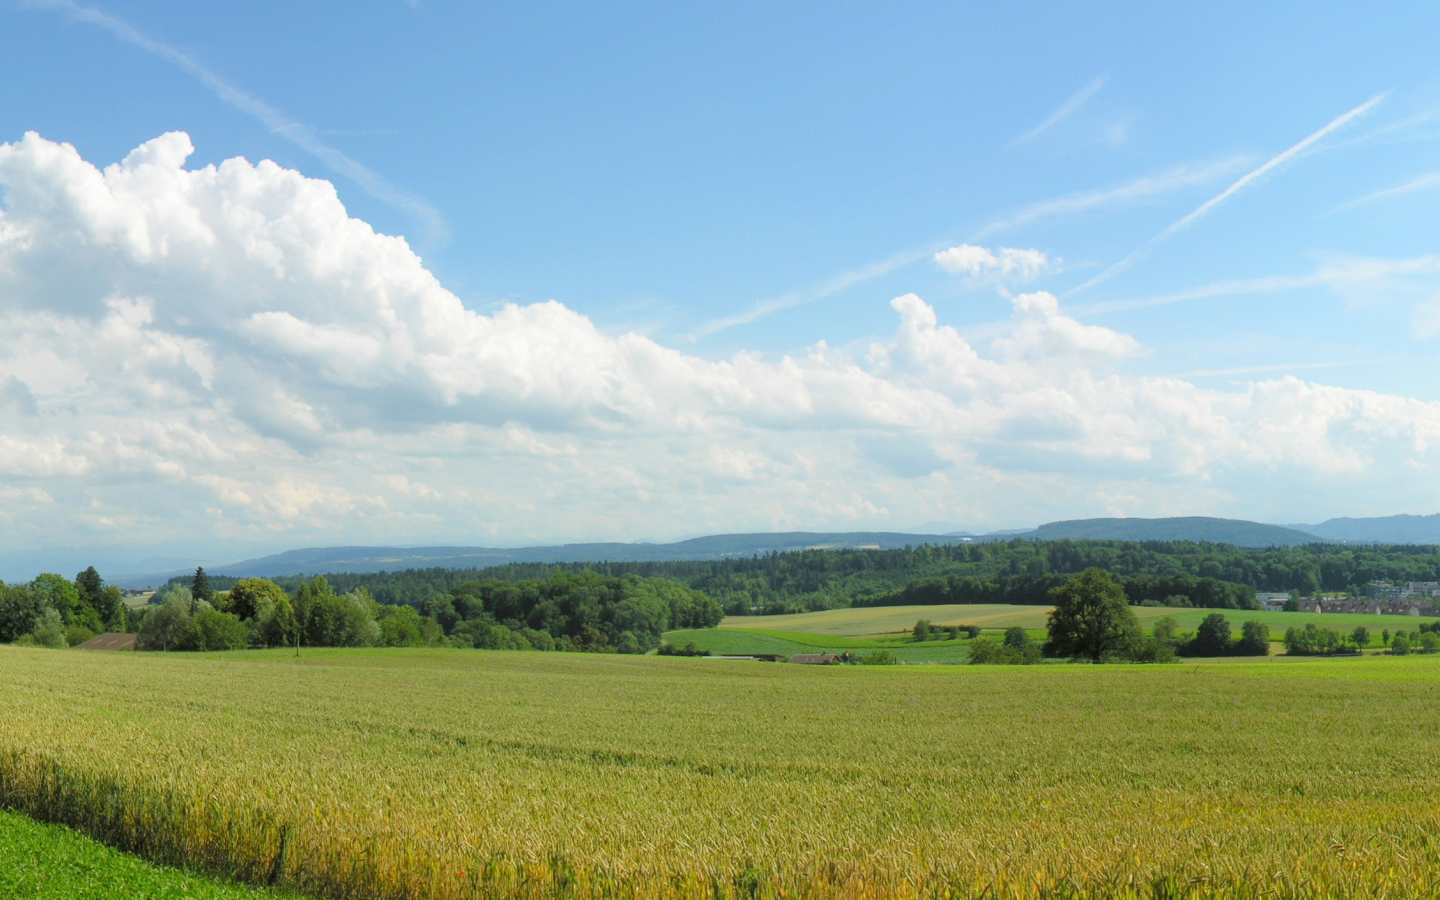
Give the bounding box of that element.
[0,807,290,899]
[663,627,975,663]
[723,603,1439,640]
[3,646,1440,899]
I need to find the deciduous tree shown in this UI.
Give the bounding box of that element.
[1043,569,1139,662]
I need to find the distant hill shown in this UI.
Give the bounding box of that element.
[123,532,973,583]
[117,515,1416,587]
[1029,517,1321,547]
[1290,514,1440,545]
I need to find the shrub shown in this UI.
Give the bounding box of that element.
[1149,616,1179,647]
[64,625,95,647]
[260,596,298,648]
[1003,626,1033,649]
[569,625,613,653]
[1391,633,1412,655]
[379,605,430,647]
[857,650,896,665]
[1421,632,1440,653]
[1189,613,1232,657]
[658,641,708,657]
[1128,637,1175,664]
[615,631,642,654]
[187,609,248,651]
[224,578,288,622]
[968,638,1042,665]
[912,620,931,642]
[455,619,532,650]
[962,625,981,639]
[137,595,194,651]
[1285,624,1357,656]
[1235,621,1270,656]
[305,591,378,648]
[29,610,68,649]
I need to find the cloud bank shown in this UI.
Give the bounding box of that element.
[1,132,1439,557]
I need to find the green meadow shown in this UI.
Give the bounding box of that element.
[0,807,289,900]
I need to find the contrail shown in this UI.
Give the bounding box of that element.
[25,0,446,241]
[1068,94,1387,296]
[1015,77,1105,144]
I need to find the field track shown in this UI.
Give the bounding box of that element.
[3,646,1440,899]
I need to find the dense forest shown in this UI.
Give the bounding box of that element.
[169,539,1440,615]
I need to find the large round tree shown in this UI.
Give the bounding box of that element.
[1043,568,1140,662]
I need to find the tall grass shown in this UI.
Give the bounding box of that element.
[2,646,1439,898]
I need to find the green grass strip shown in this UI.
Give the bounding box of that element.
[0,807,294,900]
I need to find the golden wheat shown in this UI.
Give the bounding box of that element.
[1,646,1438,899]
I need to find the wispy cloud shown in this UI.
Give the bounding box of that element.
[1071,253,1440,317]
[1015,77,1105,144]
[1073,274,1327,316]
[1333,171,1440,212]
[690,248,933,340]
[25,0,445,240]
[1067,94,1387,296]
[974,157,1249,238]
[699,158,1244,339]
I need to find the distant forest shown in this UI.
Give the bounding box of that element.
[173,540,1440,616]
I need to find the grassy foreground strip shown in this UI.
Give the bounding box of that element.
[3,648,1440,899]
[0,806,292,899]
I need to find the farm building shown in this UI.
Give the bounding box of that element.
[788,653,839,665]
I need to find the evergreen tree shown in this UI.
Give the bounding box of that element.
[73,566,108,632]
[75,566,103,609]
[192,567,214,605]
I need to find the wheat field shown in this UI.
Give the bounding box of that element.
[2,646,1439,899]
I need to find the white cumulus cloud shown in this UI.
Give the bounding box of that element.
[933,244,1051,279]
[1,130,1440,564]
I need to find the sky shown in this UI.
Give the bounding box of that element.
[2,1,1440,576]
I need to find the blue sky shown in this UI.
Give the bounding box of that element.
[2,1,1439,575]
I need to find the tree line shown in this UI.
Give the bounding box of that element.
[159,537,1440,615]
[5,567,723,653]
[865,570,1259,610]
[0,567,127,648]
[958,568,1440,666]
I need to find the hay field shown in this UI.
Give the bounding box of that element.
[724,604,1439,637]
[3,646,1440,899]
[719,604,1048,635]
[662,627,974,662]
